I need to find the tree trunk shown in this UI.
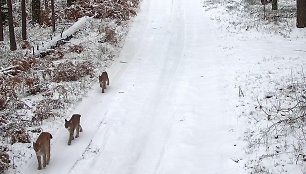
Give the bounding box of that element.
[0,4,4,41]
[7,0,17,51]
[51,0,55,32]
[32,0,41,24]
[67,0,72,7]
[272,0,278,10]
[67,0,75,7]
[21,0,27,40]
[297,0,306,28]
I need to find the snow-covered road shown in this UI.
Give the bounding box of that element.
[22,0,245,173]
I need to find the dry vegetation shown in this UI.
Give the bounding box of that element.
[204,0,297,37]
[243,73,306,173]
[0,0,140,172]
[64,0,139,22]
[203,0,306,173]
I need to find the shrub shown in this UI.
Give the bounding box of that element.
[52,61,94,82]
[0,147,10,174]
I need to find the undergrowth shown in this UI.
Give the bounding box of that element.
[0,0,141,172]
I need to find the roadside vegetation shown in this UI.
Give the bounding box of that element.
[203,0,306,173]
[0,0,140,173]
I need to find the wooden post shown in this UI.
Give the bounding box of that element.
[261,0,269,19]
[264,4,266,19]
[60,28,65,38]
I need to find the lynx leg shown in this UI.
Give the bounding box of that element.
[68,130,74,145]
[102,81,107,93]
[46,154,50,165]
[107,77,109,85]
[79,125,83,132]
[76,125,80,138]
[37,155,42,170]
[43,154,47,167]
[71,129,75,140]
[47,142,50,164]
[68,137,71,145]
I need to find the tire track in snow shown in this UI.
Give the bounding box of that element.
[152,1,186,173]
[20,83,123,174]
[124,0,187,173]
[67,110,109,173]
[67,0,188,171]
[66,77,133,174]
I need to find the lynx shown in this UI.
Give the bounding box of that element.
[33,132,52,170]
[99,71,109,93]
[65,114,83,145]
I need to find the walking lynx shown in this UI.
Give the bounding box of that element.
[99,71,109,93]
[33,132,52,170]
[65,114,83,145]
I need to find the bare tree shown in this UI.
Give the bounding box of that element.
[7,0,17,51]
[0,3,3,41]
[297,0,306,28]
[21,0,27,40]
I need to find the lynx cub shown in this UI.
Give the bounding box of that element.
[33,132,52,170]
[65,114,83,145]
[99,71,109,93]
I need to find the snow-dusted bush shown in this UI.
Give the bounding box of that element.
[10,127,31,144]
[203,0,297,37]
[68,44,84,54]
[63,0,140,22]
[52,61,94,82]
[0,146,10,173]
[241,72,306,173]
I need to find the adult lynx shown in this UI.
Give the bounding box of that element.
[99,71,109,93]
[33,132,52,170]
[65,114,83,145]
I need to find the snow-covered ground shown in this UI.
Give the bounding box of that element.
[6,0,306,173]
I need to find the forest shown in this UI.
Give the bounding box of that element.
[0,0,306,173]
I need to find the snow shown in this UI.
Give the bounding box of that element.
[6,0,306,173]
